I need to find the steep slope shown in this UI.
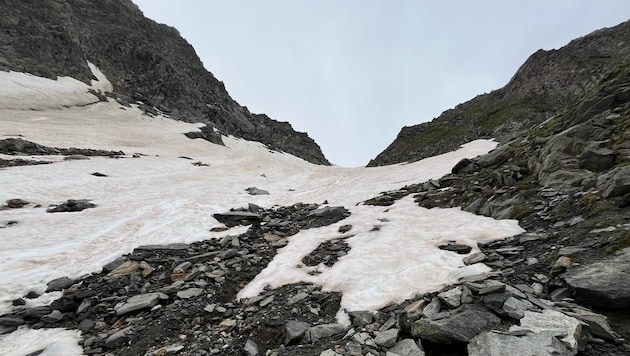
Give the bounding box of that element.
[0,0,329,165]
[369,19,630,166]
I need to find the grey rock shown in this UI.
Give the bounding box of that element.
[468,331,572,356]
[105,327,132,348]
[349,311,374,326]
[305,323,347,343]
[422,297,441,317]
[244,338,259,356]
[106,260,140,278]
[387,338,425,356]
[5,198,29,208]
[438,287,462,308]
[579,147,615,171]
[285,320,310,345]
[41,310,63,323]
[116,292,162,315]
[176,288,203,299]
[213,211,262,227]
[0,317,25,326]
[463,252,487,265]
[45,276,75,292]
[374,328,399,348]
[564,248,630,308]
[46,199,96,213]
[245,187,269,195]
[566,308,619,341]
[411,304,500,343]
[288,291,309,305]
[27,306,52,319]
[502,296,531,319]
[78,319,95,333]
[338,224,352,233]
[510,309,582,353]
[320,350,341,356]
[451,158,475,174]
[438,243,472,254]
[599,165,630,198]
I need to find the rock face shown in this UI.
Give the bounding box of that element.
[369,19,630,166]
[0,0,329,165]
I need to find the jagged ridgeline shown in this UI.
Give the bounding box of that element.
[0,0,330,165]
[369,19,630,166]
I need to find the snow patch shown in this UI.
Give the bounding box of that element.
[0,61,111,110]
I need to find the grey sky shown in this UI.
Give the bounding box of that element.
[132,1,630,167]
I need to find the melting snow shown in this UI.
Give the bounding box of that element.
[0,66,523,354]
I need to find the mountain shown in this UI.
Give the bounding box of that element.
[368,19,630,167]
[2,4,630,356]
[0,0,330,165]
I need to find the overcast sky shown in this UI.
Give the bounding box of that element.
[133,1,630,167]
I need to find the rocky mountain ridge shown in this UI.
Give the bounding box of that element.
[369,19,630,167]
[0,0,329,165]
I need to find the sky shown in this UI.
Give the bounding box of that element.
[132,1,630,167]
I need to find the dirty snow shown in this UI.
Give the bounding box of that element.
[0,66,523,354]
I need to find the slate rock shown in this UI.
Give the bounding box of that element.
[566,308,619,341]
[468,331,572,356]
[6,199,29,208]
[45,276,75,292]
[245,187,269,195]
[349,311,374,326]
[105,327,132,348]
[116,292,162,315]
[598,165,630,198]
[411,304,500,343]
[47,199,96,213]
[510,309,582,353]
[78,319,95,333]
[374,328,399,347]
[438,243,472,254]
[564,248,630,308]
[213,211,262,227]
[41,310,63,323]
[285,320,310,345]
[438,287,463,308]
[244,338,259,356]
[176,288,203,299]
[0,317,25,326]
[387,338,425,356]
[305,323,347,343]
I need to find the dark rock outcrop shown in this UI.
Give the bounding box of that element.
[0,0,329,165]
[369,19,630,166]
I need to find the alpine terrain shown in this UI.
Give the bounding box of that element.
[0,1,630,356]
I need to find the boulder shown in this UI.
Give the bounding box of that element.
[410,304,500,343]
[564,248,630,308]
[45,276,75,292]
[598,165,630,198]
[510,309,582,353]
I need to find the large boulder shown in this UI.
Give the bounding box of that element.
[564,248,630,308]
[597,165,630,198]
